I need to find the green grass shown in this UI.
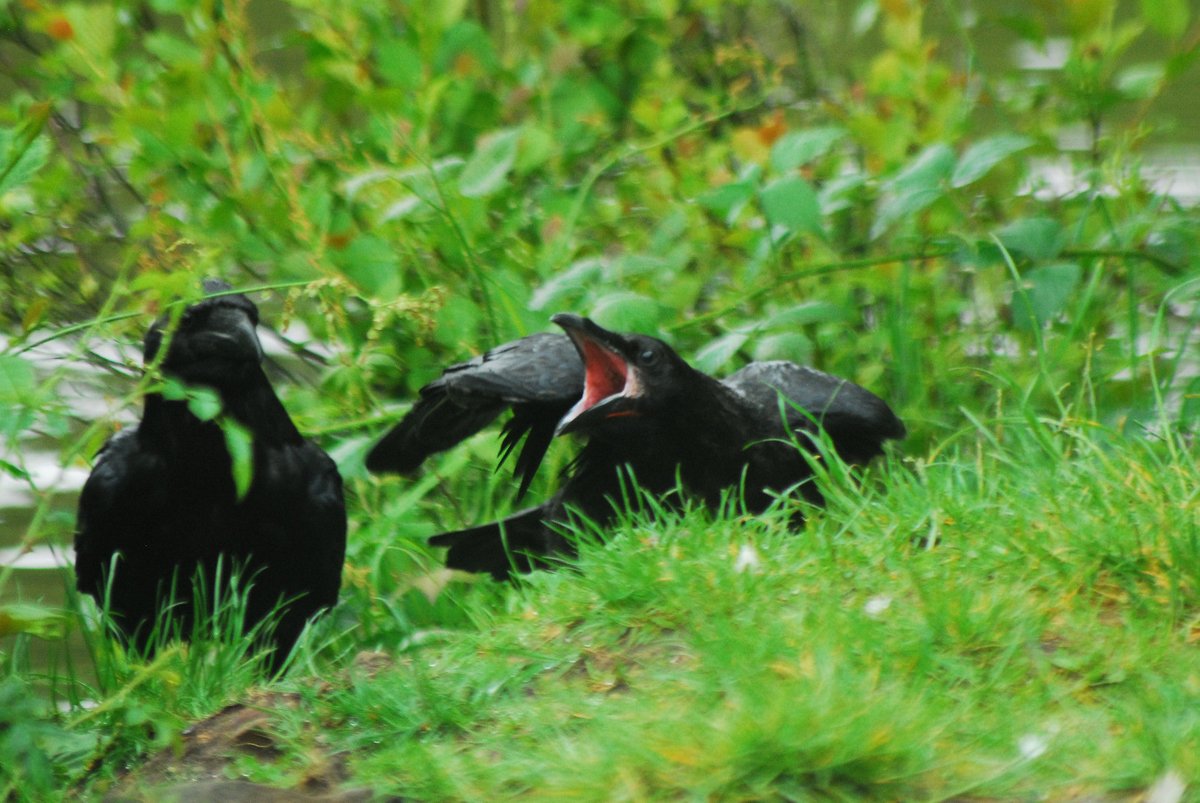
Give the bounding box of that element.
[32,412,1188,801]
[4,406,1198,799]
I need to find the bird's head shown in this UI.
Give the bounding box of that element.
[552,313,698,437]
[143,279,263,388]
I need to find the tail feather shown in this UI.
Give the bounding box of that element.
[428,505,569,579]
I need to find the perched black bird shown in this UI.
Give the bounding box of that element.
[74,280,346,672]
[369,314,904,580]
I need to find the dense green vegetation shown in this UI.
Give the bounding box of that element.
[1,0,1198,798]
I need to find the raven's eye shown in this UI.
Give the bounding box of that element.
[638,348,658,365]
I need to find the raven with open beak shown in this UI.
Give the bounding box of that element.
[370,314,905,579]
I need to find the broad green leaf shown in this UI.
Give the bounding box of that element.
[818,172,867,214]
[769,127,846,172]
[343,158,464,200]
[0,354,36,404]
[996,217,1065,261]
[55,4,119,96]
[951,135,1034,188]
[434,19,498,72]
[696,180,756,225]
[872,144,955,238]
[890,143,956,191]
[160,379,224,421]
[759,177,822,235]
[766,301,849,328]
[871,187,944,239]
[1141,0,1189,37]
[334,235,403,299]
[458,128,520,198]
[376,39,423,89]
[0,603,69,639]
[692,332,749,374]
[515,124,555,175]
[381,195,426,222]
[1012,262,1082,331]
[184,386,223,421]
[590,292,663,334]
[752,332,814,364]
[142,31,202,64]
[611,254,671,279]
[1116,63,1166,100]
[0,111,50,199]
[530,258,606,311]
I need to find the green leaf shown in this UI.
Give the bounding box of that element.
[951,135,1034,188]
[435,18,496,71]
[890,143,957,192]
[751,332,814,364]
[692,332,749,374]
[376,39,423,89]
[766,301,849,328]
[996,217,1065,261]
[769,127,846,172]
[530,257,606,311]
[611,253,671,279]
[185,386,223,421]
[0,603,69,639]
[872,144,955,238]
[1141,0,1189,38]
[0,355,36,404]
[160,378,225,421]
[818,172,867,215]
[62,3,117,64]
[458,128,520,198]
[1115,63,1166,100]
[334,235,403,299]
[759,177,823,235]
[871,188,944,239]
[590,292,663,333]
[1012,262,1082,331]
[142,31,202,65]
[696,180,757,225]
[221,419,254,500]
[515,124,555,175]
[1,459,30,482]
[0,111,50,199]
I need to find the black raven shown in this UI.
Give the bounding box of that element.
[368,314,904,579]
[74,280,346,672]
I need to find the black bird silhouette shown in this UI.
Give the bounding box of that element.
[74,280,346,672]
[368,314,904,579]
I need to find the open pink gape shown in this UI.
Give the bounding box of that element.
[560,336,641,427]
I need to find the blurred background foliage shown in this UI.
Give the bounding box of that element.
[1,0,1196,441]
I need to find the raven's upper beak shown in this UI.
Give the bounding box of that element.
[194,305,264,364]
[552,313,642,436]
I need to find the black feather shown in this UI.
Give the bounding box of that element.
[74,281,346,673]
[371,315,905,579]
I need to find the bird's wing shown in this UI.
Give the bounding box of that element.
[73,428,168,601]
[722,361,906,464]
[291,443,347,610]
[367,333,583,497]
